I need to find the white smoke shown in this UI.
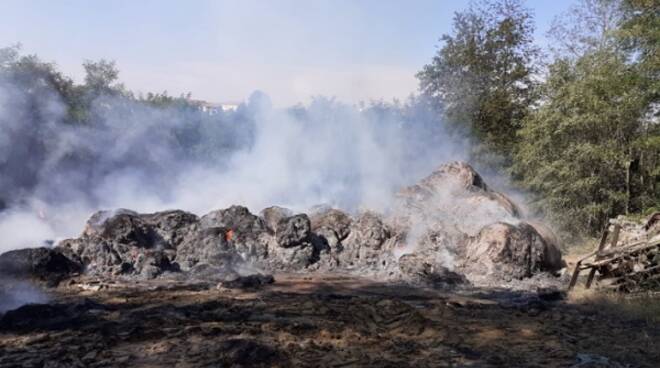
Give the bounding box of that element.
[0,69,469,251]
[0,209,56,254]
[0,279,49,313]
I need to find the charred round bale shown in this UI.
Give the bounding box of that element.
[0,247,82,286]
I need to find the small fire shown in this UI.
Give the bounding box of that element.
[225,229,234,242]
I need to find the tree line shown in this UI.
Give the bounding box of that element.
[0,49,261,208]
[418,0,659,236]
[0,45,445,213]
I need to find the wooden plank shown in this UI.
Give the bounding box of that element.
[596,238,660,258]
[603,241,653,254]
[586,244,660,267]
[585,269,598,288]
[585,229,610,289]
[568,260,583,290]
[609,224,621,248]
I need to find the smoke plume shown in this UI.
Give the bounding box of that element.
[0,279,49,313]
[0,68,471,251]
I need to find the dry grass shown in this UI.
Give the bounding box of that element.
[568,285,660,325]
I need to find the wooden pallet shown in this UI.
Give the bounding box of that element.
[568,223,660,292]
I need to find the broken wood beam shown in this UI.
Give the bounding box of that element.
[586,228,613,289]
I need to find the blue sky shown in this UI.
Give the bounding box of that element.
[0,0,575,106]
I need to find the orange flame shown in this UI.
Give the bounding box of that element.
[225,229,234,242]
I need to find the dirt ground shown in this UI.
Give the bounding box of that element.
[0,273,659,367]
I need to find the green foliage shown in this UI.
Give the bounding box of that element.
[618,0,660,105]
[141,91,192,108]
[0,45,82,122]
[417,0,540,161]
[515,45,656,235]
[512,0,659,236]
[547,0,622,58]
[82,59,121,95]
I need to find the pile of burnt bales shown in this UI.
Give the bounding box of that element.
[1,161,565,289]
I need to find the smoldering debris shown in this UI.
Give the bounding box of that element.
[0,161,565,297]
[0,246,83,313]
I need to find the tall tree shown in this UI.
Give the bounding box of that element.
[417,0,539,162]
[617,0,660,215]
[515,0,658,235]
[548,0,622,58]
[515,50,650,234]
[618,0,659,105]
[82,59,121,96]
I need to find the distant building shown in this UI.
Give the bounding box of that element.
[191,100,240,115]
[219,103,239,112]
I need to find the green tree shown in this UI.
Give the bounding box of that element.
[514,0,659,236]
[618,0,659,106]
[623,1,660,214]
[417,0,539,162]
[0,45,81,124]
[548,0,622,58]
[82,59,121,96]
[515,49,651,234]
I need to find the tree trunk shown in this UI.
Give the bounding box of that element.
[625,157,632,215]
